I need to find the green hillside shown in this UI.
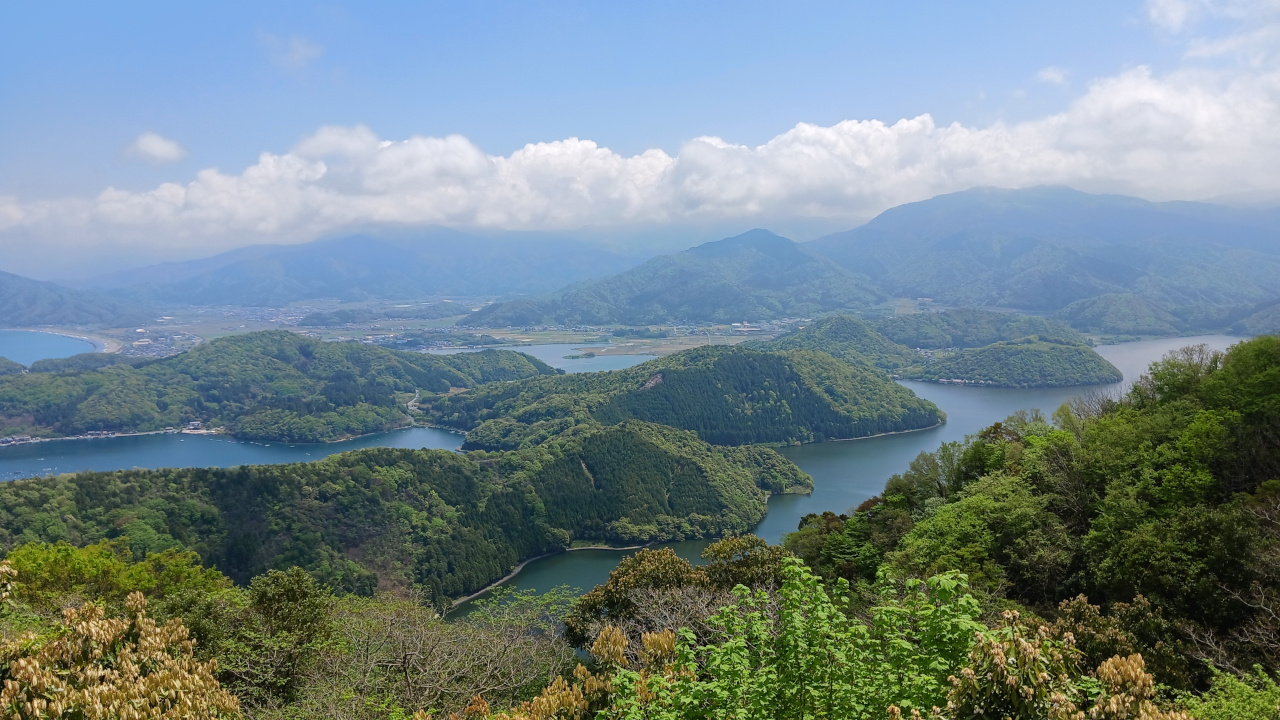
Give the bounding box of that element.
[0,270,153,327]
[0,357,23,376]
[874,307,1087,347]
[754,313,1122,388]
[463,229,882,326]
[1054,293,1182,335]
[0,421,809,600]
[0,330,558,442]
[747,315,920,369]
[423,344,943,449]
[785,335,1280,690]
[899,337,1123,387]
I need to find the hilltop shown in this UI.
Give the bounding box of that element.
[462,229,882,326]
[0,330,559,442]
[423,343,943,449]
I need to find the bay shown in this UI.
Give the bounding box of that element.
[452,334,1244,609]
[0,426,462,482]
[0,330,97,366]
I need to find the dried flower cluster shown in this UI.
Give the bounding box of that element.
[0,560,240,720]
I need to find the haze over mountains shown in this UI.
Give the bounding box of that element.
[2,186,1278,335]
[84,230,660,307]
[471,186,1280,334]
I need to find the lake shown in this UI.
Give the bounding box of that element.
[451,334,1243,610]
[0,426,463,482]
[430,343,652,373]
[0,330,98,366]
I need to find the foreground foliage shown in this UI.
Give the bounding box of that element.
[0,559,241,720]
[786,336,1280,686]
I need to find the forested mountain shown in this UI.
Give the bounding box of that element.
[0,330,558,442]
[424,344,942,449]
[0,421,809,599]
[899,337,1123,387]
[0,270,152,327]
[806,186,1280,334]
[786,335,1280,692]
[752,313,1122,388]
[87,230,655,306]
[462,229,883,326]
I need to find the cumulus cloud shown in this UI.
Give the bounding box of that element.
[122,132,188,164]
[5,14,1280,270]
[259,31,323,72]
[39,63,1276,242]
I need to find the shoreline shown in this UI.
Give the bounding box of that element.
[449,542,655,611]
[0,327,113,355]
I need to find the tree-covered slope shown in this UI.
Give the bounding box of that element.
[786,335,1280,682]
[0,357,23,376]
[747,316,920,369]
[1054,293,1182,335]
[874,307,1087,348]
[0,270,153,327]
[0,330,558,442]
[424,344,943,449]
[0,421,809,600]
[753,313,1121,388]
[899,337,1123,387]
[462,230,883,326]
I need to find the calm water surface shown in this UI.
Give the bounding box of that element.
[453,334,1244,608]
[431,343,652,373]
[0,427,462,482]
[0,330,97,366]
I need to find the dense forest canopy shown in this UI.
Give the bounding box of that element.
[0,330,558,442]
[786,335,1280,686]
[0,420,808,601]
[422,343,943,450]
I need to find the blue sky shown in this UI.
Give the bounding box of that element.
[1,0,1277,276]
[0,1,1181,195]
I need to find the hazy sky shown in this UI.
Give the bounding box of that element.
[2,0,1278,276]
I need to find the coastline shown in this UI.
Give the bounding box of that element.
[449,542,655,611]
[0,327,113,354]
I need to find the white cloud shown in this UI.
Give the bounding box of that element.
[1036,66,1070,85]
[5,20,1280,270]
[259,31,323,72]
[122,132,188,164]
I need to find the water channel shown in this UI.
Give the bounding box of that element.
[452,334,1242,610]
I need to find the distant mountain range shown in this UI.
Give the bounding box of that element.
[808,186,1280,332]
[0,271,152,328]
[469,187,1280,334]
[462,229,883,326]
[83,230,659,306]
[7,186,1279,335]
